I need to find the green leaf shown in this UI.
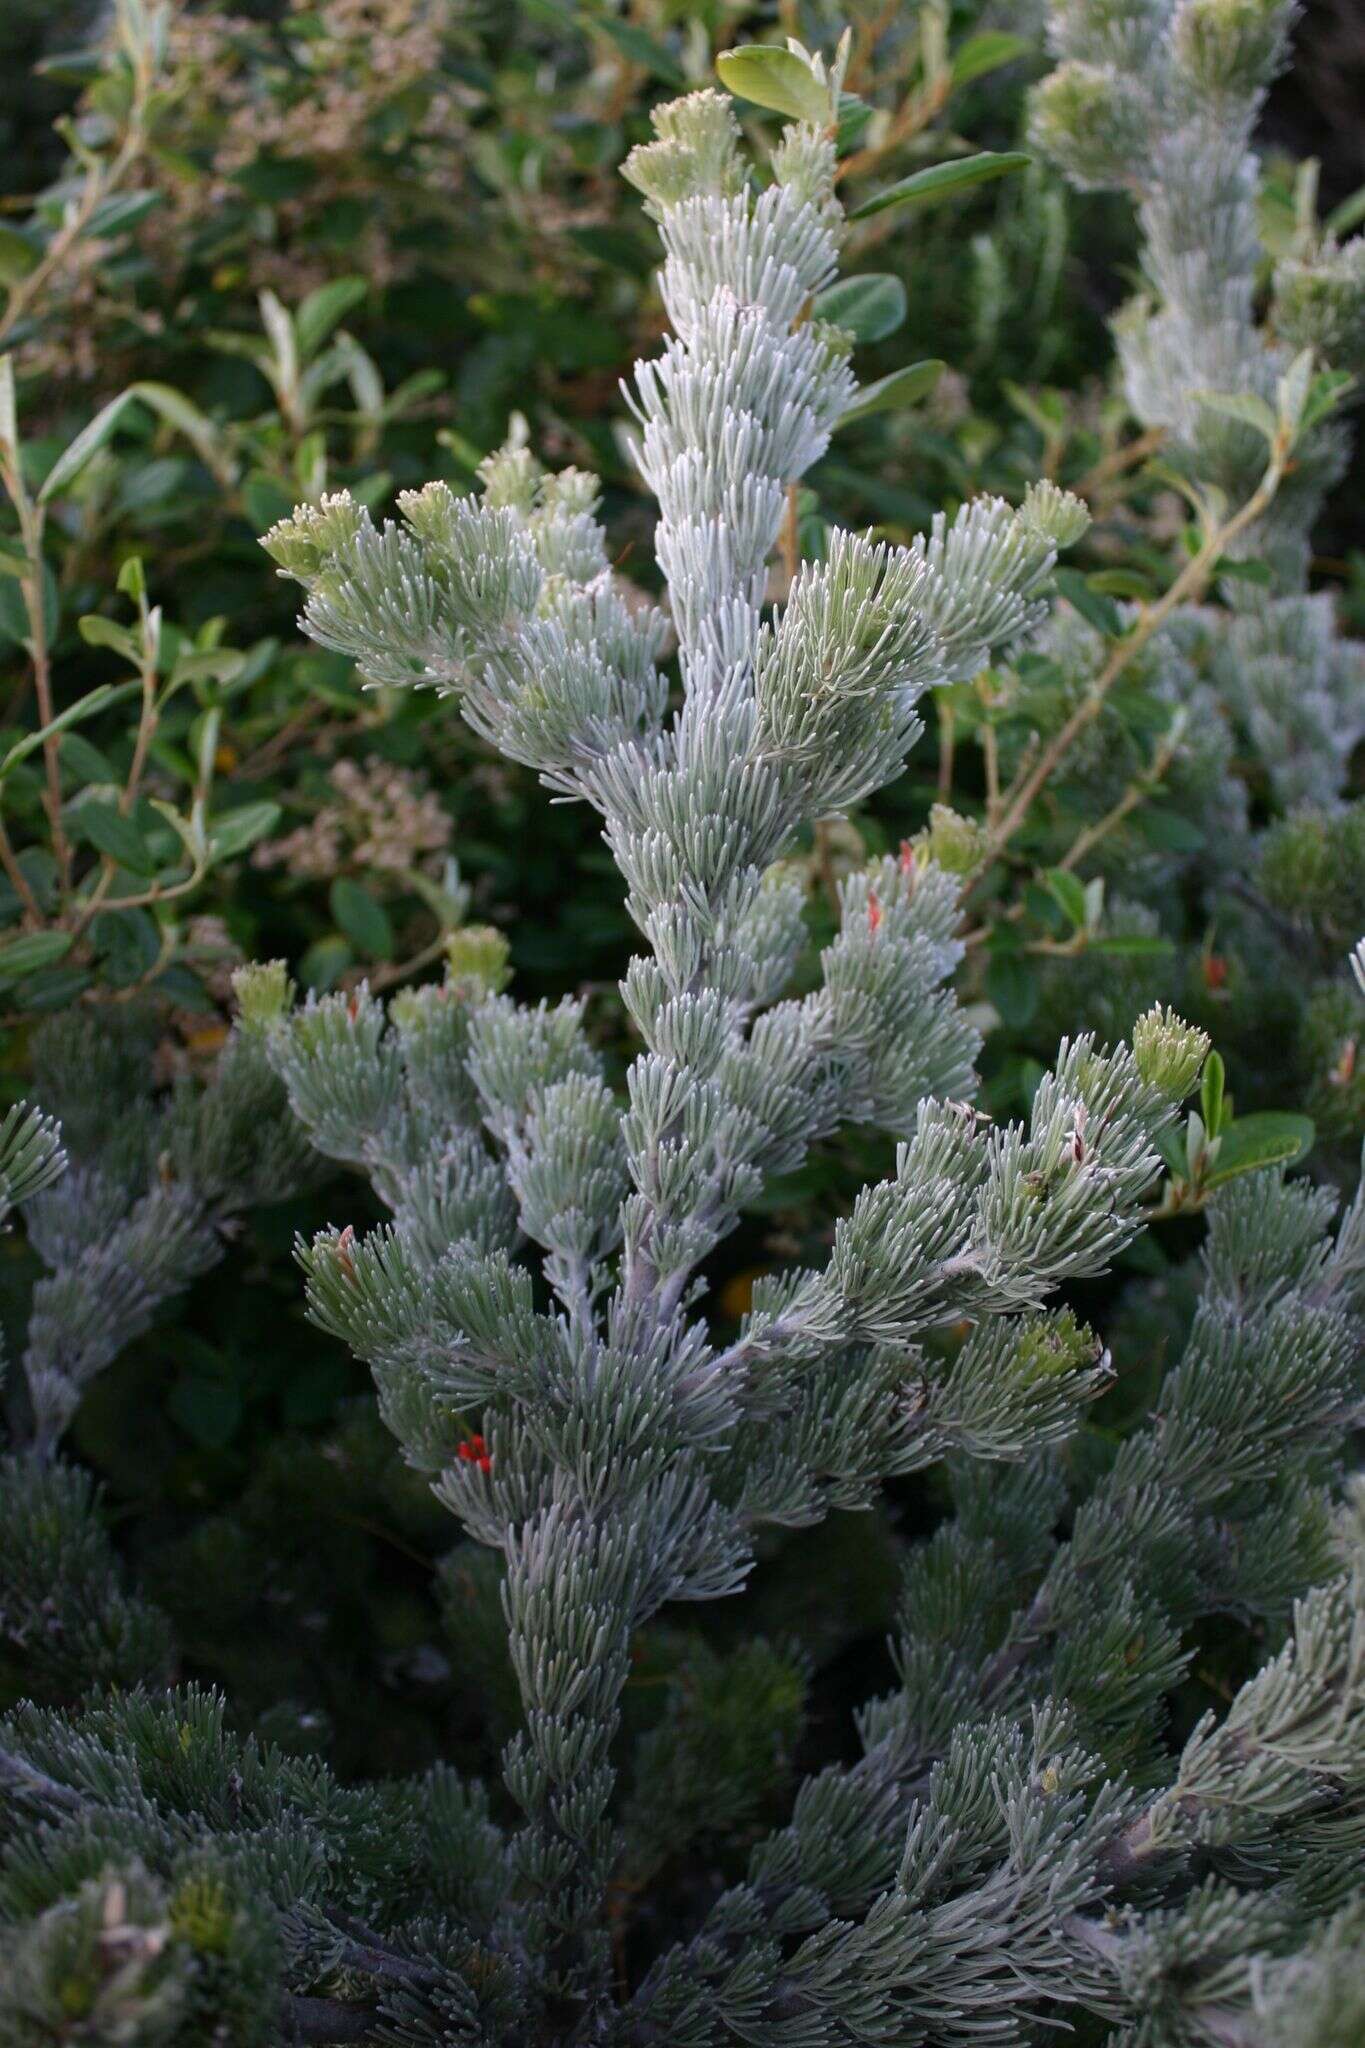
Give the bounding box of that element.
[1203,1112,1314,1187]
[242,473,295,535]
[813,273,907,343]
[1054,567,1123,639]
[87,190,160,239]
[294,276,368,360]
[1089,934,1175,957]
[850,150,1030,221]
[78,614,140,661]
[835,92,874,154]
[0,685,123,778]
[987,950,1039,1029]
[1200,1049,1226,1137]
[208,799,280,862]
[1044,868,1088,930]
[586,13,684,85]
[840,359,944,425]
[60,732,115,783]
[34,47,105,85]
[1153,1126,1188,1180]
[169,1364,243,1450]
[1300,368,1355,435]
[38,389,140,503]
[716,45,831,125]
[127,382,225,476]
[1213,554,1272,586]
[0,930,73,985]
[1133,804,1204,855]
[330,877,394,959]
[300,934,353,993]
[1192,388,1278,441]
[950,31,1029,86]
[1087,568,1156,600]
[1325,180,1365,239]
[171,648,246,689]
[0,226,39,285]
[75,800,156,875]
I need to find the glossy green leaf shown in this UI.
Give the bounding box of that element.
[835,92,874,153]
[1044,868,1088,930]
[950,31,1029,86]
[294,277,368,360]
[127,382,225,476]
[840,359,944,425]
[38,390,141,502]
[78,615,141,661]
[1200,1050,1227,1138]
[1203,1112,1314,1187]
[716,45,831,125]
[850,150,1030,220]
[813,274,907,343]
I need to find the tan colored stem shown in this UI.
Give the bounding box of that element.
[984,454,1286,864]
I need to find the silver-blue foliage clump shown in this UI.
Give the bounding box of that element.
[1031,0,1365,805]
[1,39,1362,2048]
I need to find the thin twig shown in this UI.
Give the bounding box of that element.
[983,453,1287,865]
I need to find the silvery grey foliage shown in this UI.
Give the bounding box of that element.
[168,71,1365,2044]
[0,1007,319,1713]
[1030,0,1365,805]
[2,45,1361,2048]
[8,1012,317,1455]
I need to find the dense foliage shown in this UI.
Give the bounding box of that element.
[0,3,1362,2043]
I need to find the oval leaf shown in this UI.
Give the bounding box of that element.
[951,31,1029,86]
[716,46,831,125]
[1044,868,1088,931]
[813,273,907,343]
[209,799,281,862]
[39,389,140,503]
[76,800,156,876]
[850,150,1030,221]
[330,877,394,960]
[294,277,369,361]
[840,359,944,425]
[0,930,73,985]
[1054,567,1123,639]
[1204,1112,1314,1188]
[0,225,39,285]
[128,382,225,476]
[987,951,1040,1030]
